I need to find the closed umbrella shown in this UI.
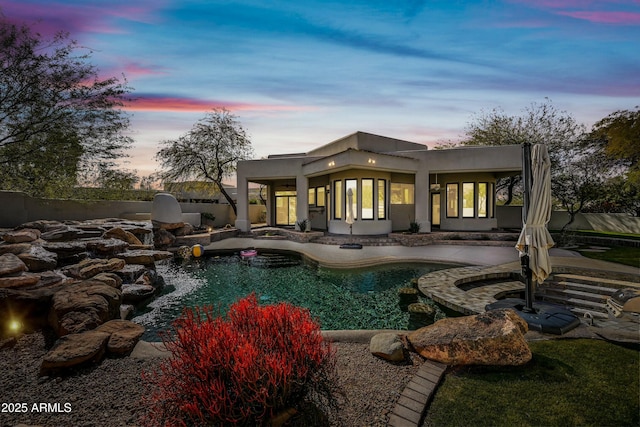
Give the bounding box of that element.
[516,142,555,309]
[346,188,354,234]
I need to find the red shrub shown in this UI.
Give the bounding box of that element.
[141,294,339,426]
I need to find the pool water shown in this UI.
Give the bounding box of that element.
[134,252,454,341]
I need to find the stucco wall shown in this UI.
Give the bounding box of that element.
[0,191,264,229]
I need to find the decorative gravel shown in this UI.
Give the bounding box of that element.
[1,332,424,427]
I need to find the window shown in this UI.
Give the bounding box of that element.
[308,188,315,206]
[333,180,342,219]
[316,186,325,207]
[446,183,458,217]
[478,183,488,218]
[463,182,474,218]
[390,183,414,204]
[378,179,386,219]
[345,179,357,220]
[489,183,495,218]
[362,179,374,219]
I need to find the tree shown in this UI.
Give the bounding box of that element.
[461,99,586,205]
[156,108,254,215]
[0,16,133,196]
[587,107,640,216]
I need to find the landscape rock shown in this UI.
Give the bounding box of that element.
[49,281,122,336]
[0,242,31,255]
[96,320,145,355]
[86,238,129,256]
[0,253,28,276]
[17,245,58,272]
[114,264,148,283]
[91,272,123,289]
[173,223,194,236]
[121,283,155,304]
[2,228,41,243]
[41,227,104,242]
[0,273,41,289]
[16,220,66,233]
[370,333,406,362]
[117,249,172,265]
[407,308,531,366]
[152,229,176,249]
[64,258,126,280]
[103,227,143,245]
[41,240,88,260]
[40,330,111,376]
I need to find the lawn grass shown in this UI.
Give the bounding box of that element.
[577,246,640,268]
[423,339,639,427]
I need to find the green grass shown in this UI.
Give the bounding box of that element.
[423,339,639,427]
[571,230,640,241]
[578,245,640,268]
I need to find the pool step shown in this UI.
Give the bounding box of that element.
[536,277,618,318]
[243,253,301,268]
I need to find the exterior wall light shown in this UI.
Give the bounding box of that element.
[368,158,376,164]
[328,161,335,167]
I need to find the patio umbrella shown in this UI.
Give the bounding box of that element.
[516,142,555,308]
[346,188,354,234]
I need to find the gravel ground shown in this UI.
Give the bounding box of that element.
[1,332,423,427]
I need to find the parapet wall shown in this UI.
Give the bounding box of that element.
[0,191,265,229]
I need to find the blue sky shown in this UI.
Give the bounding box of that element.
[3,0,639,178]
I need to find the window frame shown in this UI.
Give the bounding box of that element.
[446,183,459,218]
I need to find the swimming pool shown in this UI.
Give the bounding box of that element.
[134,251,455,340]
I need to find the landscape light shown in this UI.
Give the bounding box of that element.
[8,318,22,334]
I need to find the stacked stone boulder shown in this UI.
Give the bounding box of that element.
[0,219,172,375]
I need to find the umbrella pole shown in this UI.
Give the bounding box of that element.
[522,142,535,313]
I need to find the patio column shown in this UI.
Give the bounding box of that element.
[415,168,431,232]
[234,168,251,232]
[295,173,309,230]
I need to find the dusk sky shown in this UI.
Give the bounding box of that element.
[3,0,639,180]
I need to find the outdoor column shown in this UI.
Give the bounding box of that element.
[295,174,309,230]
[415,168,431,233]
[234,167,251,232]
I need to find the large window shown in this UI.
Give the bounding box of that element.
[308,188,315,206]
[362,179,374,219]
[378,179,386,219]
[317,186,325,207]
[390,183,414,204]
[345,179,357,220]
[462,182,475,218]
[333,181,342,219]
[478,183,488,218]
[446,183,458,217]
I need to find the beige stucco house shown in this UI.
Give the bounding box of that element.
[235,132,522,234]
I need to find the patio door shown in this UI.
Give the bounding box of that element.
[275,191,297,226]
[431,192,441,227]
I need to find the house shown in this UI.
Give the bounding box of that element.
[235,132,522,234]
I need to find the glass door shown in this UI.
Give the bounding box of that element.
[275,191,297,226]
[431,192,441,227]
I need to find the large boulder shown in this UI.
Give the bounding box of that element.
[86,238,129,256]
[370,332,406,362]
[96,320,145,356]
[151,193,182,225]
[407,309,531,366]
[40,330,110,376]
[49,280,122,336]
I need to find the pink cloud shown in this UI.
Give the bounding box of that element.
[1,1,164,37]
[557,10,640,24]
[122,62,170,78]
[126,95,316,113]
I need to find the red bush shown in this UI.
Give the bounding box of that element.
[141,294,339,426]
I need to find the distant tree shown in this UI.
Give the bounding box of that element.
[590,107,640,166]
[461,99,586,205]
[587,107,640,216]
[156,108,253,215]
[0,16,133,196]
